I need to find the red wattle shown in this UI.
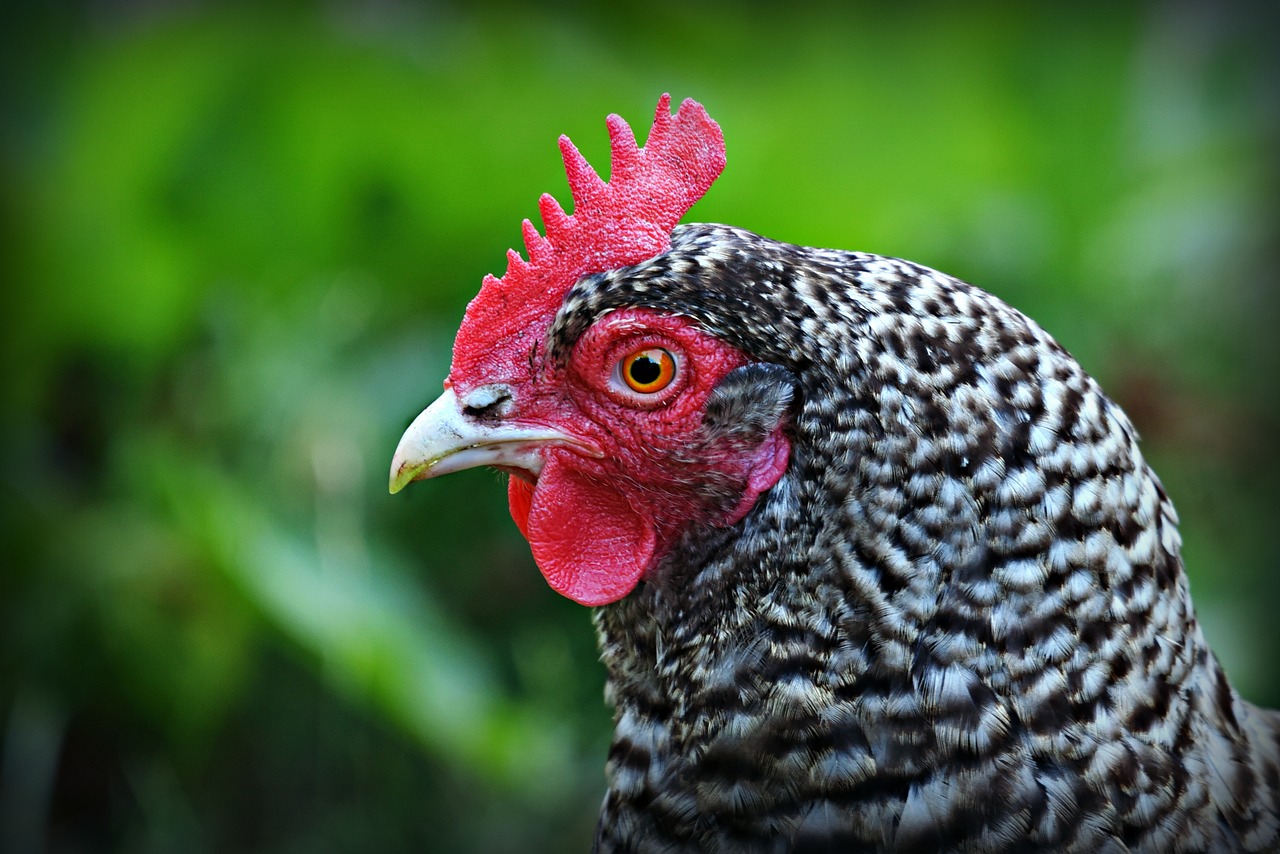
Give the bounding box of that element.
[508,476,534,539]
[509,459,654,606]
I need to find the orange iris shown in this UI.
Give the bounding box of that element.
[620,348,676,394]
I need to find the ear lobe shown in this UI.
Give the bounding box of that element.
[723,423,791,525]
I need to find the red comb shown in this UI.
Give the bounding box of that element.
[449,94,725,389]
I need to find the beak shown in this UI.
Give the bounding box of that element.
[389,387,591,494]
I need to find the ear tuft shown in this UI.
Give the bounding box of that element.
[702,363,797,444]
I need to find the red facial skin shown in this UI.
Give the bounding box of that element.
[495,308,790,606]
[435,97,761,605]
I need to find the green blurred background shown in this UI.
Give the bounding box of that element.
[1,1,1277,851]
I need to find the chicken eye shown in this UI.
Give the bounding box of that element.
[619,348,676,394]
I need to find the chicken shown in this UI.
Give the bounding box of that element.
[390,95,1280,853]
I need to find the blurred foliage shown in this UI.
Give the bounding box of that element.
[0,1,1277,851]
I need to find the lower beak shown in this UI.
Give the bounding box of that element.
[389,387,587,494]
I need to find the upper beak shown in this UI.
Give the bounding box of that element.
[389,387,591,494]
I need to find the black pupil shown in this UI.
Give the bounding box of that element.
[629,354,662,387]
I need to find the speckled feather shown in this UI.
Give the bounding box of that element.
[549,224,1280,853]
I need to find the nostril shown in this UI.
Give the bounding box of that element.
[461,384,515,419]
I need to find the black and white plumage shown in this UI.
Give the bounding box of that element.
[573,224,1280,852]
[390,97,1280,853]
